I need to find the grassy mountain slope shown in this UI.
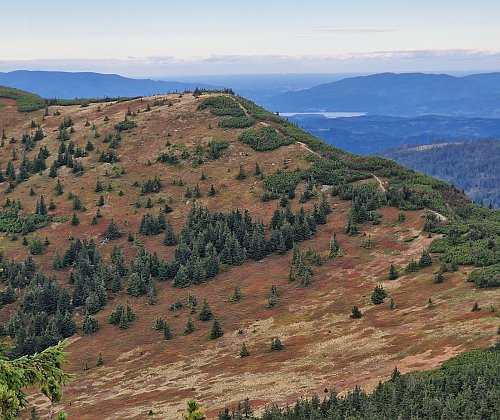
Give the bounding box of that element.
[0,85,46,112]
[0,91,498,419]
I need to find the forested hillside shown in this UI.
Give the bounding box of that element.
[264,72,500,117]
[219,345,500,419]
[379,139,500,207]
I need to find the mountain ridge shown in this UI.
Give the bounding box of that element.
[0,70,218,99]
[263,72,500,117]
[0,89,498,418]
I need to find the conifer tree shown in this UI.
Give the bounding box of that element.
[229,286,242,302]
[267,285,278,308]
[36,196,47,216]
[147,279,158,305]
[405,259,420,273]
[184,317,195,335]
[204,250,220,279]
[388,264,399,280]
[371,285,387,305]
[193,183,202,198]
[96,352,104,366]
[198,299,213,321]
[345,214,359,235]
[184,400,205,420]
[240,342,250,357]
[94,180,104,192]
[434,272,445,284]
[350,306,362,319]
[173,264,190,288]
[270,337,285,351]
[71,213,79,226]
[104,220,122,240]
[125,273,145,297]
[209,319,224,339]
[55,179,64,195]
[235,164,246,180]
[328,232,340,258]
[163,323,173,340]
[82,315,100,334]
[389,298,396,310]
[418,250,432,268]
[163,220,178,246]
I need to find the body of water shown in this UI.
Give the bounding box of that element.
[280,111,366,119]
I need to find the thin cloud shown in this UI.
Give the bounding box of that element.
[313,27,396,34]
[1,49,499,77]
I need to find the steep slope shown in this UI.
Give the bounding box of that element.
[0,91,498,419]
[263,72,500,117]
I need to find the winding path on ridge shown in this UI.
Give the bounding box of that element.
[372,173,386,193]
[297,141,321,158]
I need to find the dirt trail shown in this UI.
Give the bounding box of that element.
[297,141,321,158]
[428,209,448,222]
[372,174,386,192]
[370,174,448,222]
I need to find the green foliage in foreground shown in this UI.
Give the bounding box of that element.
[220,346,500,419]
[0,340,72,420]
[239,126,293,151]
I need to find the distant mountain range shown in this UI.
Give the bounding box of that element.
[263,72,500,117]
[286,114,500,154]
[0,70,217,99]
[378,139,500,207]
[3,71,500,118]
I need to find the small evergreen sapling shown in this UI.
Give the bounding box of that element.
[270,337,285,351]
[434,272,445,284]
[184,317,195,335]
[163,323,173,340]
[388,265,399,280]
[371,285,387,305]
[350,306,362,319]
[240,342,250,357]
[198,299,213,321]
[210,319,224,339]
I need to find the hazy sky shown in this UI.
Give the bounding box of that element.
[1,0,499,77]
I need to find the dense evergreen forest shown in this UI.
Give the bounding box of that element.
[219,346,500,419]
[379,139,500,208]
